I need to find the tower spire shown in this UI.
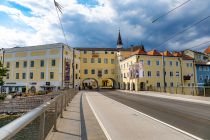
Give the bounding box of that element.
[117,30,123,48]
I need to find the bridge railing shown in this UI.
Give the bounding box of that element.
[0,89,77,140]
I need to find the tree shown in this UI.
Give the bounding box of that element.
[0,61,8,93]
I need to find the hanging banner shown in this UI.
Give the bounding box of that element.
[128,61,144,79]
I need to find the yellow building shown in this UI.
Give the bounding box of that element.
[76,31,196,95]
[0,43,80,93]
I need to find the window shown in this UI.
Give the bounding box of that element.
[92,51,95,54]
[157,82,160,87]
[140,60,144,64]
[6,73,9,79]
[199,75,203,81]
[206,76,209,80]
[156,61,160,66]
[6,62,10,68]
[199,66,202,71]
[170,82,174,87]
[30,61,34,67]
[176,61,179,66]
[16,62,19,68]
[50,72,54,79]
[83,58,87,63]
[30,72,33,79]
[165,82,167,87]
[16,73,19,79]
[52,59,56,66]
[147,60,151,66]
[104,58,108,64]
[104,69,108,74]
[111,52,114,54]
[84,51,87,54]
[22,73,26,79]
[148,71,152,77]
[105,51,108,54]
[76,64,78,69]
[23,61,27,68]
[190,63,192,67]
[188,83,190,87]
[156,71,160,77]
[91,58,95,63]
[176,72,180,77]
[169,61,172,66]
[84,69,88,74]
[91,69,95,74]
[170,71,173,77]
[111,59,115,64]
[40,60,44,67]
[75,74,78,79]
[40,72,45,79]
[187,63,189,67]
[98,58,101,63]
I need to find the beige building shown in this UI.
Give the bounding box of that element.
[0,43,80,93]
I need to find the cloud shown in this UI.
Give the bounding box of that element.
[0,0,210,52]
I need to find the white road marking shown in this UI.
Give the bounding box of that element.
[86,91,203,140]
[85,92,112,140]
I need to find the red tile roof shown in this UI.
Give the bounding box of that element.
[161,51,174,57]
[173,52,182,57]
[147,50,161,56]
[204,46,210,54]
[131,49,147,56]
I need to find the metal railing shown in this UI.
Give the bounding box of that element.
[146,86,210,96]
[0,89,77,140]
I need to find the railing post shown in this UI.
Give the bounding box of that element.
[53,100,58,131]
[204,87,206,97]
[39,112,45,140]
[60,95,63,118]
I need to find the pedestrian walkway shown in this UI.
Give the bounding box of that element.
[85,91,198,140]
[118,90,210,105]
[46,92,106,140]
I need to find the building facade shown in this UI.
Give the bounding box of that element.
[0,43,80,93]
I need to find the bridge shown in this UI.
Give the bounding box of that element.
[0,90,210,140]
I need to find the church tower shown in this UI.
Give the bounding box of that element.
[117,30,123,49]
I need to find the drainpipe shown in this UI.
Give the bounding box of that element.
[1,49,5,94]
[193,60,197,95]
[72,49,75,89]
[61,45,64,88]
[179,58,183,94]
[162,55,166,92]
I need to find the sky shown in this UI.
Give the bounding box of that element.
[0,0,210,52]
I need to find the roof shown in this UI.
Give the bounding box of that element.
[161,51,174,57]
[75,47,120,51]
[131,49,147,56]
[173,52,182,57]
[4,43,66,53]
[182,55,194,60]
[204,46,210,54]
[147,50,161,56]
[184,49,207,55]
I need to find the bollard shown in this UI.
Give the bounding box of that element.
[53,101,58,131]
[39,112,45,140]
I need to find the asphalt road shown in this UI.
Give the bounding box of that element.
[100,90,210,140]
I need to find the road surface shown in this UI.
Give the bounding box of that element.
[99,90,210,139]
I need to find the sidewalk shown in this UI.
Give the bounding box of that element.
[118,90,210,105]
[85,91,199,140]
[46,92,106,140]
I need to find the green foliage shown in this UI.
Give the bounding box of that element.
[0,61,8,86]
